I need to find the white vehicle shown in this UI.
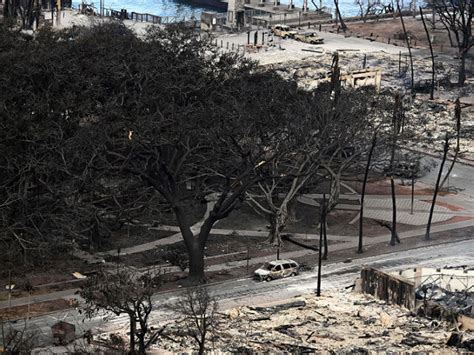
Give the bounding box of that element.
[254,259,300,281]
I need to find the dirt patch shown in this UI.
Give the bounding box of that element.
[0,299,71,321]
[324,17,455,54]
[0,255,96,295]
[105,248,169,268]
[417,188,452,196]
[214,204,268,231]
[105,232,344,270]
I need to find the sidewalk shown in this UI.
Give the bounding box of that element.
[94,192,473,258]
[206,219,474,272]
[2,218,473,311]
[3,181,473,312]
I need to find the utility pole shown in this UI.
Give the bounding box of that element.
[246,244,250,274]
[7,270,12,308]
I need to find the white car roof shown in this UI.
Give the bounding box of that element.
[269,259,298,265]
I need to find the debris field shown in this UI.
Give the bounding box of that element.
[269,52,474,161]
[158,289,473,353]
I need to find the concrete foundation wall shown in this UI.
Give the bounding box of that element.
[361,267,415,310]
[394,267,474,292]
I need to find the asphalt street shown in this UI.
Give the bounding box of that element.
[15,238,474,348]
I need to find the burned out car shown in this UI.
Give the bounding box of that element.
[294,31,324,44]
[254,259,300,281]
[271,24,297,39]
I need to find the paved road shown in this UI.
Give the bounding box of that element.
[3,156,473,311]
[217,29,410,66]
[11,239,474,348]
[418,154,474,199]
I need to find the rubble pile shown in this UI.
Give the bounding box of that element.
[157,290,469,353]
[417,283,474,318]
[268,52,465,93]
[268,52,473,161]
[403,98,474,160]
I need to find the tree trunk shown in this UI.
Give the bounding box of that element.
[397,0,415,98]
[316,196,324,297]
[198,338,205,355]
[174,204,209,284]
[328,173,340,212]
[358,133,377,253]
[439,98,461,190]
[26,0,34,28]
[389,176,400,245]
[287,197,298,223]
[34,0,40,29]
[186,238,206,284]
[333,0,347,31]
[268,208,288,247]
[458,50,466,86]
[426,134,449,240]
[389,94,401,246]
[130,316,136,354]
[420,7,435,100]
[137,330,146,355]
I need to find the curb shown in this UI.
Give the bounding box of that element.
[3,232,473,323]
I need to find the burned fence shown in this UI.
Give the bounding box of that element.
[361,267,416,309]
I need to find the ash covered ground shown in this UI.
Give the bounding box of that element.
[157,289,472,353]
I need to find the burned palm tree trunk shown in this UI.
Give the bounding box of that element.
[331,52,341,104]
[389,176,400,245]
[389,94,402,246]
[425,134,449,241]
[358,132,377,253]
[397,0,415,98]
[333,0,347,31]
[33,0,41,29]
[420,7,435,100]
[316,195,325,297]
[439,98,461,190]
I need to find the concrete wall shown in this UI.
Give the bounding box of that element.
[394,267,474,292]
[361,267,416,310]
